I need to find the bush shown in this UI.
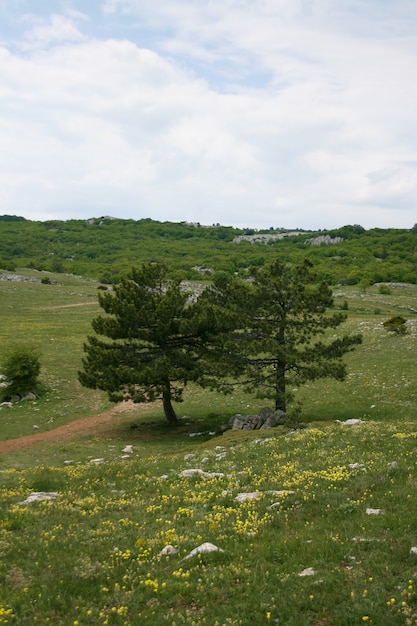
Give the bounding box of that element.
[378,284,392,295]
[383,316,407,335]
[0,344,41,399]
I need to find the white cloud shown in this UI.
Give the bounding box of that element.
[19,13,86,51]
[0,1,416,227]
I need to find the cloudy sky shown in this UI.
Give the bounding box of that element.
[1,1,416,229]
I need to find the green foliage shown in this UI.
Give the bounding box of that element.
[359,278,371,293]
[0,259,16,271]
[0,216,416,286]
[0,214,26,222]
[78,263,212,424]
[383,315,408,335]
[378,284,392,295]
[0,344,41,399]
[201,259,362,412]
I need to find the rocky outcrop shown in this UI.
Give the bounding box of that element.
[305,235,343,246]
[228,407,287,430]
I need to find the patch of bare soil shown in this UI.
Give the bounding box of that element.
[0,401,142,454]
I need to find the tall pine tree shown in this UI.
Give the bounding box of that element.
[201,259,362,412]
[79,263,204,424]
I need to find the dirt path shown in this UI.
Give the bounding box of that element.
[0,402,141,454]
[39,302,98,310]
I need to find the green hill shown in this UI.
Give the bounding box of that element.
[1,216,416,285]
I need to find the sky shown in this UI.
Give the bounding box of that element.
[0,1,416,230]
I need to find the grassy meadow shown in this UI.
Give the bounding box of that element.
[1,270,417,625]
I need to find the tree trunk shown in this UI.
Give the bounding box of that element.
[274,359,286,413]
[162,388,179,424]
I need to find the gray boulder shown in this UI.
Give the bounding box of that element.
[229,408,287,430]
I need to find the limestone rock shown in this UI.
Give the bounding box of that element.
[299,567,316,577]
[228,408,287,430]
[184,542,223,560]
[179,469,225,479]
[158,545,178,557]
[19,492,59,505]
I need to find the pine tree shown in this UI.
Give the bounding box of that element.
[78,264,204,424]
[202,259,362,412]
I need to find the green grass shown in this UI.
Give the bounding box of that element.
[0,270,112,438]
[2,422,417,625]
[1,272,417,625]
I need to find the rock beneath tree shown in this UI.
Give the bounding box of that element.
[228,408,287,430]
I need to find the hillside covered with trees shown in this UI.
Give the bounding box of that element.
[0,215,416,285]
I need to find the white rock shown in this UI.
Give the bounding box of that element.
[235,490,294,503]
[348,463,366,470]
[159,545,178,557]
[216,452,227,460]
[253,438,273,445]
[299,567,316,577]
[122,445,133,454]
[184,453,196,460]
[410,547,417,555]
[89,458,105,464]
[388,461,398,469]
[180,469,224,479]
[33,424,40,430]
[184,542,224,560]
[235,492,262,503]
[120,454,131,460]
[180,468,208,478]
[19,492,59,505]
[339,419,364,426]
[366,508,383,515]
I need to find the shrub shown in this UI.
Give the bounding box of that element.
[378,284,392,295]
[0,344,41,399]
[383,315,407,335]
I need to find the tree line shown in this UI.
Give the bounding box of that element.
[1,217,416,285]
[78,260,362,423]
